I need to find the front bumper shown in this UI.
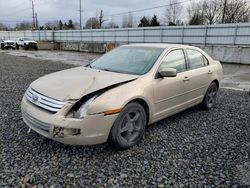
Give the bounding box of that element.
[21,97,118,145]
[3,44,15,49]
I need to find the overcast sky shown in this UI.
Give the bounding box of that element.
[0,0,193,27]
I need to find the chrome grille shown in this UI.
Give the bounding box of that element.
[25,87,66,113]
[22,109,50,133]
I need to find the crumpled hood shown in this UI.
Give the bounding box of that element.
[30,67,138,101]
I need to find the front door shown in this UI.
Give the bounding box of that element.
[152,49,190,121]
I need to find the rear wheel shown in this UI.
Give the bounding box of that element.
[109,102,147,150]
[200,82,218,110]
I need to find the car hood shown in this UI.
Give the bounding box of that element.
[30,67,139,101]
[25,40,37,43]
[3,40,15,43]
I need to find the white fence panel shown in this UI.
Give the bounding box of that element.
[0,23,250,46]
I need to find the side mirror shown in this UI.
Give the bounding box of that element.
[158,67,177,78]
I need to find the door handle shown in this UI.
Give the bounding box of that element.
[183,76,190,81]
[208,70,213,74]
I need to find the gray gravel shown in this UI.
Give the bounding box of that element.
[0,53,250,187]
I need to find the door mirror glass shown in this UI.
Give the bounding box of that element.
[158,67,177,78]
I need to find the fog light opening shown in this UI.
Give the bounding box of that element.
[53,127,81,138]
[54,127,64,138]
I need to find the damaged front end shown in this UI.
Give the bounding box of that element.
[22,79,137,145]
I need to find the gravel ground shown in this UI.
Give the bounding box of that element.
[0,53,250,188]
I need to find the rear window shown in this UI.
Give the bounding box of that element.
[187,49,208,69]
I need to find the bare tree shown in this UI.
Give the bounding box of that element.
[107,17,119,28]
[44,20,59,30]
[121,12,134,28]
[187,0,250,25]
[222,0,250,23]
[122,16,128,28]
[203,0,221,24]
[98,9,107,28]
[127,12,133,28]
[165,0,183,25]
[0,23,8,31]
[85,17,99,29]
[15,21,33,30]
[187,1,205,24]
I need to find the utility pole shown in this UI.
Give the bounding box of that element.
[31,0,35,29]
[222,0,227,24]
[35,13,38,30]
[79,0,82,29]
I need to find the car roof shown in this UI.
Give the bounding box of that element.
[123,43,197,50]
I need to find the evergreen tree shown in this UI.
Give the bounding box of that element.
[64,22,68,29]
[59,20,63,30]
[68,20,74,29]
[138,16,150,27]
[150,15,160,26]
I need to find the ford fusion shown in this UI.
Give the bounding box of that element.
[21,44,223,149]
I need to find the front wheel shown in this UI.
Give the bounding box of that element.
[109,102,147,150]
[24,44,29,50]
[200,82,218,110]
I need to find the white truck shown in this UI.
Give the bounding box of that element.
[16,38,38,50]
[1,39,16,50]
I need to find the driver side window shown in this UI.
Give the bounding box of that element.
[160,49,186,73]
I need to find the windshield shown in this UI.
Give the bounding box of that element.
[23,38,32,41]
[90,46,164,75]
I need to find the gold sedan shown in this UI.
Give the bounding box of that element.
[21,44,223,149]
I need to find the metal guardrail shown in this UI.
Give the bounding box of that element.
[1,23,250,46]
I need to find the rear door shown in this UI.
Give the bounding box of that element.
[183,49,213,104]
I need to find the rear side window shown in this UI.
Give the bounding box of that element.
[187,49,208,69]
[161,50,186,72]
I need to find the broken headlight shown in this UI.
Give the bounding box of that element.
[73,95,97,119]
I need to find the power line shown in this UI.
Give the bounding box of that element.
[104,0,192,18]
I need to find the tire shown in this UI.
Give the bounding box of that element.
[200,82,218,110]
[16,43,19,50]
[24,44,29,50]
[109,102,147,150]
[34,45,38,51]
[1,44,4,50]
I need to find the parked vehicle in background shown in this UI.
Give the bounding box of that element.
[0,39,16,50]
[21,44,223,150]
[16,38,38,50]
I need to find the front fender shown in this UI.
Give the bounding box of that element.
[87,77,154,121]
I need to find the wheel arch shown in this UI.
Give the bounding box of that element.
[128,98,150,125]
[212,79,219,89]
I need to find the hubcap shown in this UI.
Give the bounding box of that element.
[207,85,217,108]
[119,111,142,144]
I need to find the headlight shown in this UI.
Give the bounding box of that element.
[73,95,97,119]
